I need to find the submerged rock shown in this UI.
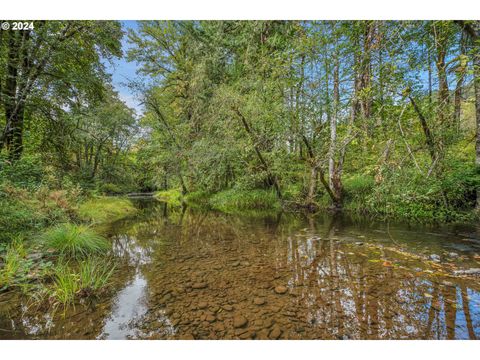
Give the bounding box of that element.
[205,314,216,323]
[233,315,248,328]
[192,282,208,289]
[253,297,266,305]
[453,268,480,276]
[429,254,441,262]
[222,304,234,312]
[198,302,208,309]
[269,326,283,339]
[274,285,288,294]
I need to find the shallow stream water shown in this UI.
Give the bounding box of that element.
[1,198,480,339]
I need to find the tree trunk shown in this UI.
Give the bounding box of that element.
[474,51,480,210]
[453,33,467,127]
[329,39,340,191]
[233,107,282,199]
[433,23,450,125]
[408,95,437,162]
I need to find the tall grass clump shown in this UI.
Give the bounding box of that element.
[49,263,79,309]
[78,196,136,223]
[49,259,115,308]
[78,259,115,293]
[42,223,109,259]
[209,189,280,213]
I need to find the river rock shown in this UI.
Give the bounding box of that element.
[233,315,248,328]
[198,301,208,309]
[205,314,216,323]
[192,282,208,289]
[214,322,225,332]
[453,268,480,276]
[26,252,43,261]
[253,297,266,305]
[222,304,234,311]
[429,254,441,262]
[269,326,283,339]
[274,285,288,294]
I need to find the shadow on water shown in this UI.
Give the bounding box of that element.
[1,198,480,339]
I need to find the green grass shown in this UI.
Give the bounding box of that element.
[78,196,136,223]
[49,259,115,309]
[42,223,109,259]
[49,263,79,308]
[0,240,31,290]
[78,258,115,292]
[209,189,281,214]
[155,188,182,206]
[184,190,211,207]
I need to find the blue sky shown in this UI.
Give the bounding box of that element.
[106,20,143,115]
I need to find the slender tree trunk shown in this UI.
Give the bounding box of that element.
[474,52,480,210]
[433,23,450,125]
[408,95,437,162]
[233,107,282,199]
[329,40,340,191]
[453,32,467,127]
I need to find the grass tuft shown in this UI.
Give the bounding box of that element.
[49,259,115,309]
[42,223,109,259]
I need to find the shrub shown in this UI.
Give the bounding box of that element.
[0,154,43,189]
[42,224,109,259]
[343,175,375,198]
[78,197,136,223]
[209,188,280,213]
[99,183,123,195]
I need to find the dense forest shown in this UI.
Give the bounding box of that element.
[2,20,479,226]
[0,19,480,335]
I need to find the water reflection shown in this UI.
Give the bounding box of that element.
[100,271,148,339]
[0,199,479,339]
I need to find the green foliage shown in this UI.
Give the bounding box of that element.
[209,189,280,214]
[155,189,182,206]
[99,183,124,195]
[0,240,31,290]
[352,162,480,222]
[0,183,81,242]
[78,258,116,293]
[49,263,80,308]
[49,259,115,308]
[184,190,211,205]
[78,197,136,223]
[343,175,375,199]
[0,154,44,189]
[42,224,109,259]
